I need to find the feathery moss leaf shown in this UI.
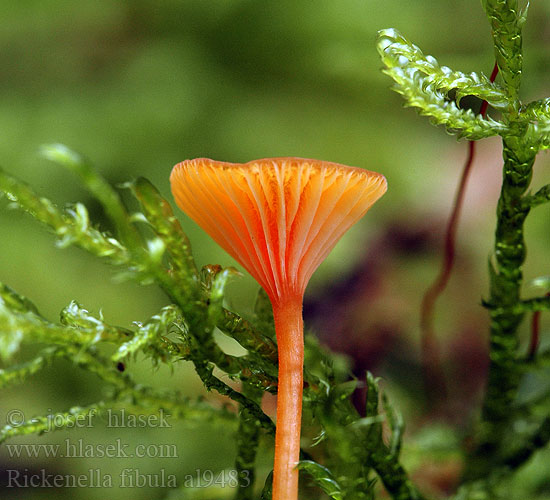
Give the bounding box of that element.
[297,460,343,500]
[377,28,507,139]
[0,168,130,265]
[41,143,142,249]
[131,176,199,290]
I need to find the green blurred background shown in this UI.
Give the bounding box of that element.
[1,1,550,498]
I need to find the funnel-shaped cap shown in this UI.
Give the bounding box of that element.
[170,157,387,303]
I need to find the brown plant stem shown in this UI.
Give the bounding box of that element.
[420,63,499,409]
[420,140,475,407]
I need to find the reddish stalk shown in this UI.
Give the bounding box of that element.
[272,295,304,500]
[479,63,499,117]
[420,63,499,409]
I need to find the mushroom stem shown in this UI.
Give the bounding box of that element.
[272,293,304,500]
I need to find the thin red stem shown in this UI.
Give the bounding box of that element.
[271,294,304,500]
[420,62,499,409]
[420,141,475,405]
[480,63,500,116]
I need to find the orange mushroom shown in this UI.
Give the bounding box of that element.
[170,157,387,500]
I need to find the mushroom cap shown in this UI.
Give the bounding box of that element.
[170,157,387,303]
